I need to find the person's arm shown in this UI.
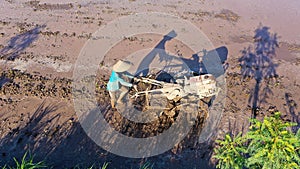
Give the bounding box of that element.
[125,74,134,79]
[124,72,134,79]
[118,78,132,87]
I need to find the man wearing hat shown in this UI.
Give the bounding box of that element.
[107,60,136,108]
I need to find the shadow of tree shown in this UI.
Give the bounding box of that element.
[0,101,110,168]
[0,100,216,169]
[285,93,300,132]
[0,24,46,61]
[0,101,59,166]
[239,24,279,118]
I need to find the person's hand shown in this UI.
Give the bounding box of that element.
[133,84,138,91]
[133,77,140,82]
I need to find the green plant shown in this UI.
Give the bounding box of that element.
[214,112,300,169]
[100,162,109,169]
[247,112,300,168]
[11,151,46,169]
[73,162,109,169]
[140,162,154,169]
[214,133,246,169]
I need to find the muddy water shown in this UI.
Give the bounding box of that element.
[216,0,300,43]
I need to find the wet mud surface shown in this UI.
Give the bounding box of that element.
[0,0,299,168]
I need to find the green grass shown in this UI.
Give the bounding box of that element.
[1,153,154,169]
[1,151,46,169]
[84,162,109,169]
[140,162,154,169]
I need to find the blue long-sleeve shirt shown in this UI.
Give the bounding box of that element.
[107,71,133,91]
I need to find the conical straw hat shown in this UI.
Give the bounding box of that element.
[112,60,133,72]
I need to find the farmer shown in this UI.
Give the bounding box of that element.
[107,60,136,108]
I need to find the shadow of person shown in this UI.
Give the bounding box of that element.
[181,46,228,77]
[135,30,177,76]
[0,24,46,61]
[180,53,201,74]
[134,29,228,81]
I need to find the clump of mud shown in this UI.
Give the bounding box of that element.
[0,69,72,101]
[215,9,240,22]
[25,1,73,11]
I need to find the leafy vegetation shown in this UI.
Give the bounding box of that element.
[213,133,246,169]
[214,112,300,169]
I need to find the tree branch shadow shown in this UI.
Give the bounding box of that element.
[0,24,46,61]
[285,93,300,132]
[0,101,59,166]
[239,24,279,118]
[0,101,108,168]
